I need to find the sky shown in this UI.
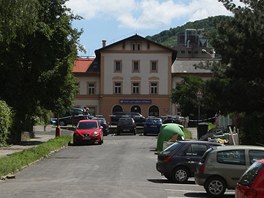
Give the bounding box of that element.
[65,0,242,57]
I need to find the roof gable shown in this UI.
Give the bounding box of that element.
[95,34,177,54]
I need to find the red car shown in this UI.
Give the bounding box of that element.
[235,159,264,198]
[73,120,103,145]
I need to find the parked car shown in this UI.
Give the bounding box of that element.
[73,120,103,145]
[156,140,222,183]
[93,117,109,136]
[116,117,136,135]
[129,112,146,126]
[110,112,145,126]
[143,117,162,135]
[195,145,264,197]
[163,115,184,125]
[52,108,89,126]
[235,159,264,198]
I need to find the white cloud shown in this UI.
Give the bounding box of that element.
[187,0,233,22]
[66,0,244,30]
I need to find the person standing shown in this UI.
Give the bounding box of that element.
[83,106,89,115]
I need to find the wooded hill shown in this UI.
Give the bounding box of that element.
[146,15,231,47]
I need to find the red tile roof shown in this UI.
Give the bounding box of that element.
[73,57,95,73]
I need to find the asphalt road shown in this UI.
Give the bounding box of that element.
[0,134,235,198]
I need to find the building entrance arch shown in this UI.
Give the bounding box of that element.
[131,105,141,113]
[112,105,123,113]
[148,105,159,117]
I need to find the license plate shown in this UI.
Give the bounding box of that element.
[83,136,91,140]
[151,125,157,127]
[123,129,130,132]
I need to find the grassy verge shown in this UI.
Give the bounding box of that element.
[0,135,72,177]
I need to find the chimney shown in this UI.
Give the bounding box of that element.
[102,40,106,47]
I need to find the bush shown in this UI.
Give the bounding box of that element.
[0,100,13,146]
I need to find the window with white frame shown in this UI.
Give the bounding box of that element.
[132,60,140,73]
[114,60,122,72]
[114,82,122,94]
[87,82,95,95]
[132,82,140,94]
[150,61,158,72]
[131,43,141,51]
[150,82,158,94]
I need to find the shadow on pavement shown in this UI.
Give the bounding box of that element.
[147,178,195,185]
[184,192,234,198]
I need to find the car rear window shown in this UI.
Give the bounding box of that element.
[118,119,132,125]
[146,118,161,124]
[238,161,264,186]
[161,142,182,155]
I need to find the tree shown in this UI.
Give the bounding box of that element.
[0,100,13,146]
[207,0,264,144]
[171,76,205,117]
[0,0,82,142]
[210,0,264,113]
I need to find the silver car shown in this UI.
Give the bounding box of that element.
[195,145,264,197]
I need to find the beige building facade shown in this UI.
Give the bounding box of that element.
[73,32,217,122]
[73,34,177,121]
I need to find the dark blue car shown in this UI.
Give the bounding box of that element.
[143,117,162,135]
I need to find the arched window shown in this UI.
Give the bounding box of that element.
[112,105,123,113]
[131,105,141,113]
[149,105,159,117]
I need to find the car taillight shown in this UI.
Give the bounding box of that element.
[244,189,257,198]
[163,156,172,163]
[198,163,205,173]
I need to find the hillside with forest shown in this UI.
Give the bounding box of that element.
[146,15,232,48]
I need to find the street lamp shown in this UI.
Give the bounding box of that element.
[202,49,215,58]
[196,90,203,124]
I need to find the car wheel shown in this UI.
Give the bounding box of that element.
[204,176,226,198]
[172,167,189,183]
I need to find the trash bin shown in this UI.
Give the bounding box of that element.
[197,122,208,140]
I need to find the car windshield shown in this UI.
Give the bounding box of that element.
[238,161,264,186]
[78,122,97,129]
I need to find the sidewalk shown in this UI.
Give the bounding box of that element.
[0,125,72,158]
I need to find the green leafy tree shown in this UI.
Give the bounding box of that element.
[207,0,264,144]
[171,76,205,117]
[0,100,13,146]
[0,0,82,142]
[210,0,264,113]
